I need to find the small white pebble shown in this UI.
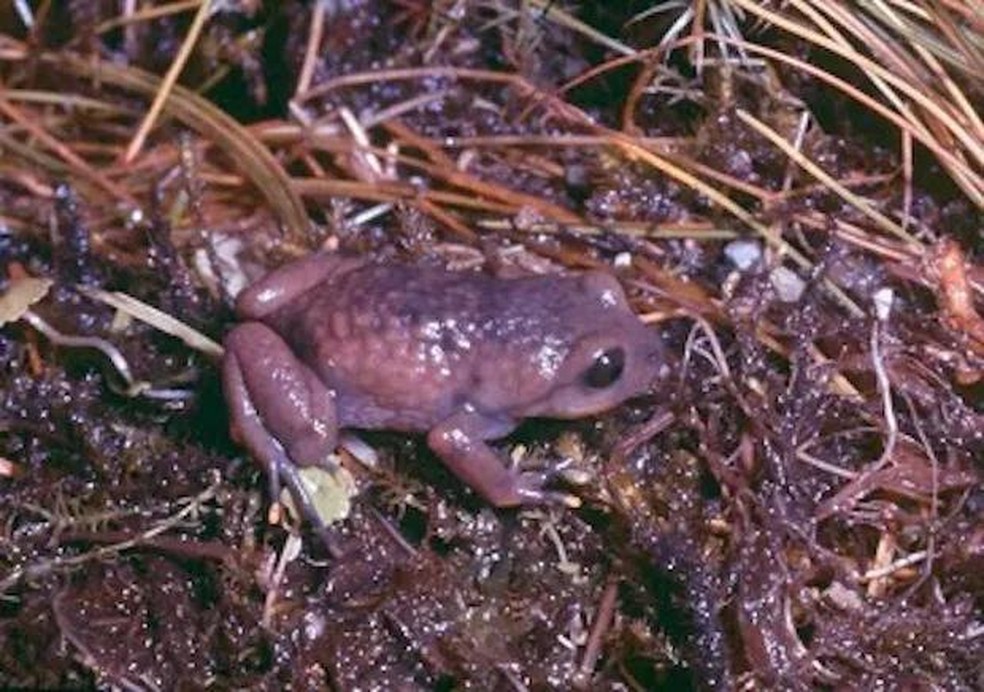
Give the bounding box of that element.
[613,251,633,268]
[303,611,328,642]
[823,581,864,612]
[724,239,762,271]
[873,287,894,321]
[770,266,806,302]
[195,232,246,298]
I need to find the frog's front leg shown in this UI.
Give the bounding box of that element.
[223,322,339,534]
[427,411,579,507]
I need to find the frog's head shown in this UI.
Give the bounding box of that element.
[517,271,668,420]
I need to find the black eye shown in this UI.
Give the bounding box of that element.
[583,347,625,388]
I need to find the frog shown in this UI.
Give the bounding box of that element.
[222,252,666,534]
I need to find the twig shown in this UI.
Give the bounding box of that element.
[736,109,919,250]
[123,0,214,163]
[575,579,619,687]
[0,95,132,203]
[295,0,330,99]
[870,320,898,470]
[859,549,927,582]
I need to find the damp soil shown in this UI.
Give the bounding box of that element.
[0,2,982,690]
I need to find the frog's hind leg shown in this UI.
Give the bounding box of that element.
[223,322,340,549]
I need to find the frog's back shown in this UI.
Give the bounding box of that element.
[266,263,596,430]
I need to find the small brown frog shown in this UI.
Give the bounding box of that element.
[223,253,664,531]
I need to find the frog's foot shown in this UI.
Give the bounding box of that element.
[228,408,335,549]
[224,401,335,549]
[268,455,343,555]
[427,412,581,509]
[512,469,582,508]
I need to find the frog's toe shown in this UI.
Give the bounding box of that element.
[513,471,583,508]
[272,456,343,553]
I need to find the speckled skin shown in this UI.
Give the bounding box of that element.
[223,253,664,529]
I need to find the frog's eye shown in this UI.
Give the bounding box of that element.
[582,347,625,388]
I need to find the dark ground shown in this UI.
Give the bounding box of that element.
[0,2,982,689]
